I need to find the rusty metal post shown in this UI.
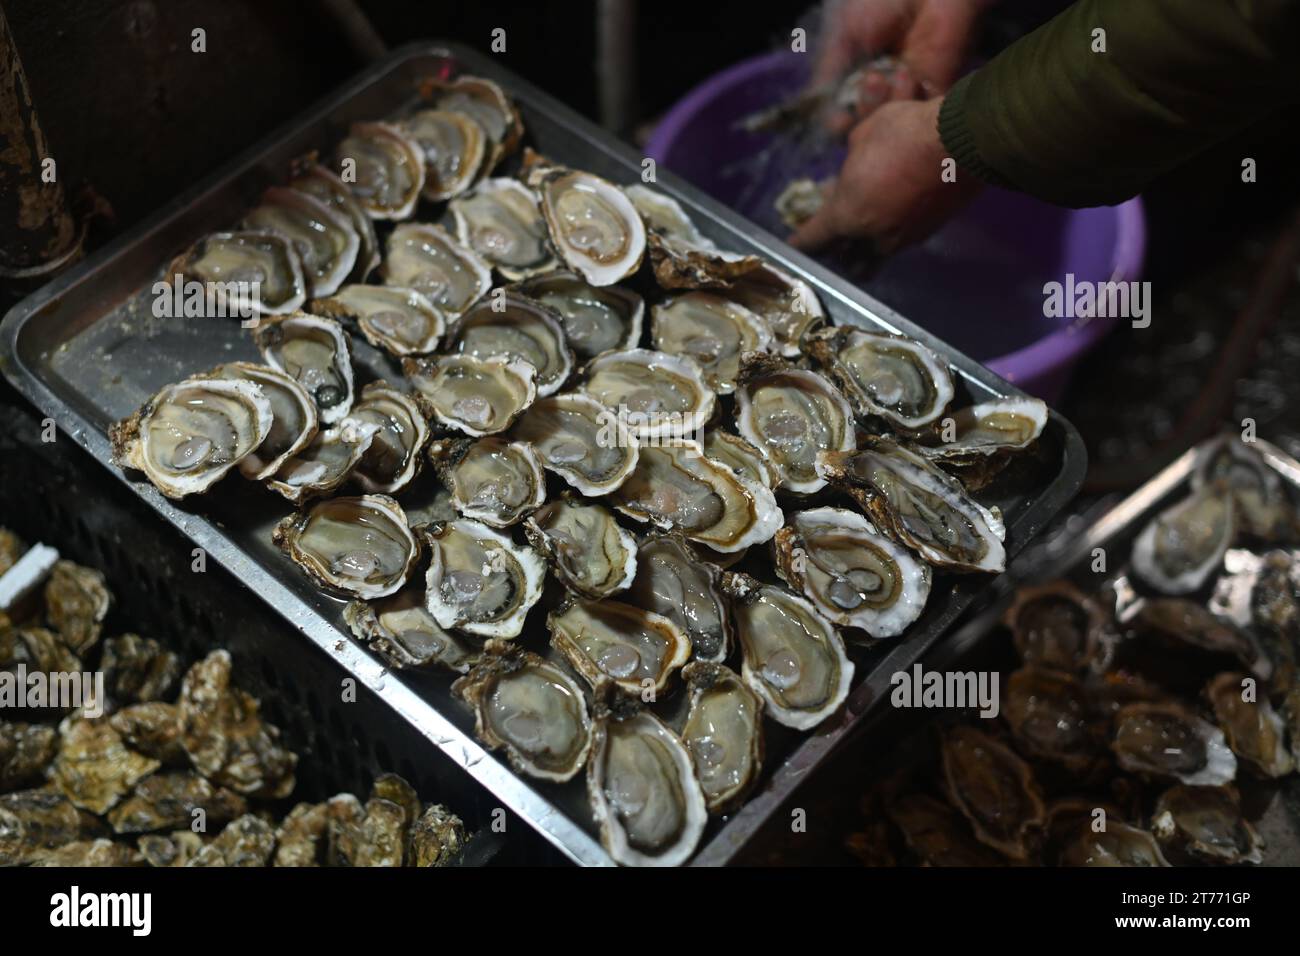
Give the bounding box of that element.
[0,2,79,282]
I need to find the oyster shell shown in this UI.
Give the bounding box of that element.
[651,292,771,394]
[51,717,161,815]
[428,436,546,528]
[253,312,354,425]
[774,506,930,638]
[817,439,1006,573]
[625,535,732,664]
[404,354,537,437]
[524,497,637,599]
[1002,666,1097,770]
[702,429,779,490]
[242,186,360,298]
[1132,482,1235,594]
[451,640,592,782]
[1192,435,1293,540]
[288,163,380,282]
[736,354,856,494]
[579,348,715,440]
[1110,701,1237,785]
[311,284,445,356]
[727,262,826,358]
[451,177,556,279]
[512,270,643,361]
[266,417,380,504]
[345,381,431,495]
[610,439,782,554]
[885,792,1004,866]
[940,726,1045,861]
[549,597,692,696]
[915,397,1047,468]
[0,790,102,866]
[804,326,954,430]
[511,392,639,495]
[401,108,486,201]
[108,771,247,835]
[586,699,707,866]
[191,814,276,866]
[1134,597,1272,681]
[624,184,761,289]
[100,634,181,704]
[680,661,764,814]
[525,154,645,286]
[1205,671,1294,777]
[273,495,419,600]
[109,377,273,499]
[408,803,467,867]
[382,223,492,317]
[0,722,59,791]
[1003,580,1103,673]
[425,75,523,172]
[206,361,318,481]
[1059,821,1170,867]
[343,585,479,673]
[168,230,306,315]
[107,701,184,762]
[43,560,111,655]
[444,292,574,396]
[333,121,425,219]
[1151,784,1263,864]
[423,519,545,639]
[724,573,853,730]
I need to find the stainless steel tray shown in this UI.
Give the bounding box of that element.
[0,42,1086,865]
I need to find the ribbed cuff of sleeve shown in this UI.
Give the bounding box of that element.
[937,73,1011,190]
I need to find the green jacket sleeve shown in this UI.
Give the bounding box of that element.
[938,0,1300,206]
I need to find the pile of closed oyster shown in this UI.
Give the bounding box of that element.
[109,72,1048,865]
[845,437,1300,867]
[0,529,465,867]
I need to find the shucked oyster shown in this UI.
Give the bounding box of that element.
[1003,580,1103,673]
[1111,701,1237,786]
[774,506,930,638]
[525,153,646,286]
[727,262,826,358]
[168,231,305,316]
[333,121,425,219]
[346,381,431,495]
[586,696,708,866]
[702,429,779,490]
[736,354,856,494]
[423,519,545,639]
[524,497,638,599]
[805,326,953,430]
[429,436,545,528]
[915,397,1047,465]
[625,184,761,289]
[206,362,318,481]
[1002,666,1097,770]
[549,597,692,696]
[273,495,419,600]
[817,438,1006,573]
[266,418,379,504]
[940,726,1046,861]
[681,661,764,814]
[289,163,380,283]
[1132,482,1235,594]
[451,177,556,279]
[511,393,639,496]
[110,377,272,499]
[452,640,592,782]
[383,223,492,318]
[400,108,486,201]
[512,270,644,361]
[1205,671,1295,777]
[343,584,479,673]
[651,292,772,394]
[626,535,732,664]
[610,439,782,554]
[579,348,715,440]
[253,312,354,425]
[1192,436,1293,540]
[242,186,360,298]
[723,573,853,730]
[404,354,537,437]
[424,75,523,172]
[311,284,445,356]
[1151,783,1264,865]
[443,292,574,396]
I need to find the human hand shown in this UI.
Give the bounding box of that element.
[787,97,982,254]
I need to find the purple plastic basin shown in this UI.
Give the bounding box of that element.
[645,51,1146,401]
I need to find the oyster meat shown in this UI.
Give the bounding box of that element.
[511,393,639,496]
[512,270,644,361]
[312,284,445,356]
[444,292,574,397]
[727,262,826,358]
[425,75,523,172]
[1205,671,1294,777]
[736,354,855,494]
[579,348,715,440]
[1002,666,1096,770]
[253,312,354,425]
[428,436,546,528]
[343,584,479,673]
[266,418,380,504]
[725,574,853,730]
[383,223,492,317]
[805,326,954,430]
[915,397,1047,466]
[625,535,732,664]
[702,429,779,490]
[109,377,272,499]
[549,597,691,696]
[332,121,424,219]
[452,640,592,782]
[242,186,359,298]
[625,184,761,289]
[1059,821,1170,867]
[940,726,1046,861]
[1151,783,1264,865]
[451,177,556,279]
[404,354,537,437]
[1110,701,1237,785]
[289,163,380,282]
[524,497,638,599]
[774,506,930,638]
[345,381,431,495]
[1192,435,1293,540]
[423,519,545,639]
[1132,482,1235,594]
[680,661,764,814]
[652,291,771,394]
[168,231,305,316]
[206,361,318,481]
[273,495,419,600]
[1003,580,1103,673]
[400,108,485,201]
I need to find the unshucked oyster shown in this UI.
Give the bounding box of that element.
[274,495,419,600]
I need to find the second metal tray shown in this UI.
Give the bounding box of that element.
[1,42,1086,865]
